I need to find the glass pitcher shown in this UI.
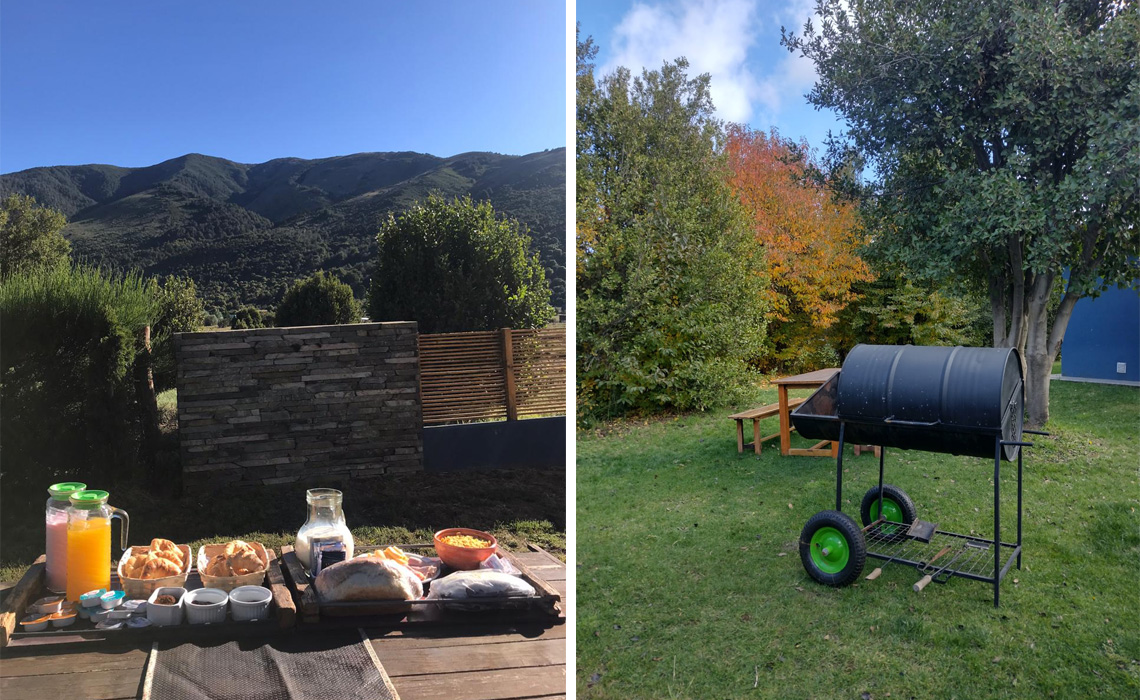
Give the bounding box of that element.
[294,488,354,570]
[65,490,129,601]
[45,481,87,593]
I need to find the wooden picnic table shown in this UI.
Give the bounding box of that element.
[774,368,840,457]
[0,548,567,700]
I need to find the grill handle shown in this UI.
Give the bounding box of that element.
[882,416,941,427]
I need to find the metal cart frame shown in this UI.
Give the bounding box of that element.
[833,423,1045,607]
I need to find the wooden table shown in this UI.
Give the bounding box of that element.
[0,548,567,700]
[774,368,840,457]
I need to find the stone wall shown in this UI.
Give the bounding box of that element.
[174,322,423,489]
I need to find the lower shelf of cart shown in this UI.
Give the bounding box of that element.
[865,526,1020,584]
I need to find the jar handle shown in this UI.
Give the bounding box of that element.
[111,508,130,550]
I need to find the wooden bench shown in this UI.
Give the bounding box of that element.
[730,397,806,455]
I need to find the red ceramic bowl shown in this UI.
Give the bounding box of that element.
[433,528,498,570]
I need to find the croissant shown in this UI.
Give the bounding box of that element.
[224,540,255,559]
[152,547,184,570]
[205,554,232,577]
[229,550,263,575]
[142,554,182,579]
[124,554,149,579]
[150,538,179,555]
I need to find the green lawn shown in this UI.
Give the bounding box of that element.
[577,380,1139,699]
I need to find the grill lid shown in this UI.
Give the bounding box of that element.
[795,345,1024,460]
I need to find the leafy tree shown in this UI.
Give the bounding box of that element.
[276,271,359,328]
[0,194,70,280]
[785,0,1139,426]
[833,273,990,351]
[724,125,873,371]
[576,31,768,421]
[0,265,155,519]
[231,306,267,330]
[149,275,204,391]
[368,194,556,334]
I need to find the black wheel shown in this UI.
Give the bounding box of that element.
[860,484,918,542]
[799,510,867,587]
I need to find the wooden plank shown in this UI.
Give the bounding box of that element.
[778,385,791,456]
[378,638,564,677]
[502,328,518,421]
[393,665,566,700]
[264,549,296,629]
[0,667,142,700]
[0,556,45,648]
[0,647,148,676]
[365,625,566,650]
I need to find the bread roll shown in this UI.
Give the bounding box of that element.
[314,558,422,603]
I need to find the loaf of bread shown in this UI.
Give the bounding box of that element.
[314,558,423,603]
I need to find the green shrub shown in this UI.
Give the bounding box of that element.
[576,47,768,422]
[0,194,70,281]
[367,194,556,333]
[0,265,155,523]
[275,271,359,327]
[149,275,204,392]
[231,305,267,330]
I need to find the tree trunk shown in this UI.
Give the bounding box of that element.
[1023,271,1059,429]
[134,326,163,490]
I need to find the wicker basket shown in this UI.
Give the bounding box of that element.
[117,544,192,600]
[197,542,269,593]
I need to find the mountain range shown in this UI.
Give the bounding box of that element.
[0,148,566,311]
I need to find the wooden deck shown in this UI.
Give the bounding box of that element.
[0,549,567,700]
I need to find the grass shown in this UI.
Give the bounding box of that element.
[577,380,1139,699]
[0,468,565,584]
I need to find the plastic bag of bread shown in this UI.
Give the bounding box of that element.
[426,570,535,601]
[314,558,422,603]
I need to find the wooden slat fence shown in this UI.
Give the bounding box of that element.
[419,327,566,425]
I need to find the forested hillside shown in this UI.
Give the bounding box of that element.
[0,149,566,311]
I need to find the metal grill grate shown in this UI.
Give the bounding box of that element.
[866,527,1019,582]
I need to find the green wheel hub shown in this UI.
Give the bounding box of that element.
[870,497,904,534]
[809,526,850,574]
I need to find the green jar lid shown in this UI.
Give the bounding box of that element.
[69,490,109,509]
[48,482,87,501]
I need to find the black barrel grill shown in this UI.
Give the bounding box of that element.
[792,344,1039,607]
[792,344,1024,460]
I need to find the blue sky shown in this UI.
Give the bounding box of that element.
[0,2,566,174]
[578,0,845,154]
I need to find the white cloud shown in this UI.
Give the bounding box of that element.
[603,0,762,123]
[601,0,821,126]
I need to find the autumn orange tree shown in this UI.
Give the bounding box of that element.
[724,125,872,371]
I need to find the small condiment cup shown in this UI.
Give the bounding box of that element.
[90,608,112,624]
[79,589,107,608]
[95,619,124,631]
[122,599,147,613]
[31,596,64,615]
[20,614,51,632]
[99,590,125,609]
[49,611,77,628]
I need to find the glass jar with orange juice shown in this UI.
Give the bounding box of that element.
[65,490,129,601]
[45,481,86,593]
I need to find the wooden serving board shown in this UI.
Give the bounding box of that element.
[280,544,563,627]
[0,549,296,652]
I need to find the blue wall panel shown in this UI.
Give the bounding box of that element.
[1062,285,1140,382]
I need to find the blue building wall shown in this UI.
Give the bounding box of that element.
[1062,285,1140,382]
